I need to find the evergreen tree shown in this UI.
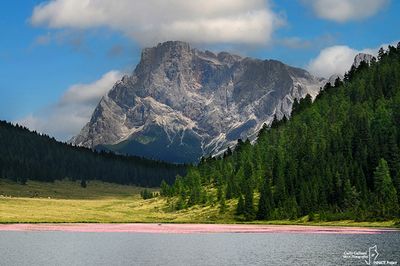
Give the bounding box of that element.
[257,177,273,220]
[236,195,245,215]
[274,168,286,205]
[188,170,202,206]
[175,195,186,210]
[283,196,299,219]
[141,189,154,200]
[160,180,170,196]
[225,177,234,199]
[373,159,399,217]
[243,181,255,220]
[342,178,359,212]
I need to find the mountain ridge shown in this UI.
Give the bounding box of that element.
[72,41,325,163]
[0,120,185,187]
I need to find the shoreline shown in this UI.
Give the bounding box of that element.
[0,223,398,234]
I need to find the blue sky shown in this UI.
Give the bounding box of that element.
[0,0,399,140]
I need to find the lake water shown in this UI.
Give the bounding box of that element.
[1,231,399,266]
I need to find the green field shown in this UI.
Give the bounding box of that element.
[0,179,237,223]
[0,179,398,227]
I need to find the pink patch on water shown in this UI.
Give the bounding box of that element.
[0,224,396,234]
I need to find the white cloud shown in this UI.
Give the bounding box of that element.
[30,0,282,46]
[18,71,122,140]
[307,41,397,78]
[302,0,389,22]
[307,45,359,78]
[60,71,121,106]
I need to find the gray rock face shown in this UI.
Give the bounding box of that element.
[72,41,324,163]
[352,53,374,69]
[327,74,344,85]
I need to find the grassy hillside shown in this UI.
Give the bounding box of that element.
[0,179,398,227]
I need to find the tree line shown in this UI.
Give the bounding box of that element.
[0,121,186,187]
[161,43,400,221]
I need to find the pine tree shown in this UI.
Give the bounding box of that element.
[342,178,359,212]
[243,181,255,220]
[291,99,300,115]
[176,195,186,210]
[387,133,400,195]
[226,177,234,199]
[283,196,299,219]
[257,177,273,220]
[141,188,155,199]
[373,159,399,217]
[188,170,202,206]
[274,168,286,205]
[160,180,170,196]
[236,195,244,215]
[378,47,386,60]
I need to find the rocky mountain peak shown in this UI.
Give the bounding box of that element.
[141,41,192,62]
[352,53,374,69]
[72,41,324,163]
[327,74,344,85]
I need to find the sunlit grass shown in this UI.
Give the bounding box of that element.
[0,179,398,227]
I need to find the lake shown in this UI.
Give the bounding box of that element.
[0,225,399,266]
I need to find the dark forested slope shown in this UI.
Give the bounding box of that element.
[162,43,400,221]
[0,121,186,187]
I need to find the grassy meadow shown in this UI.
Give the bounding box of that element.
[0,179,398,227]
[0,179,237,223]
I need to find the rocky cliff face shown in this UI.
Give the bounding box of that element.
[352,53,374,68]
[72,41,325,163]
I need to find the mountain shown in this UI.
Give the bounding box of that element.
[162,43,400,221]
[72,41,324,163]
[352,53,374,68]
[0,120,186,187]
[327,74,344,85]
